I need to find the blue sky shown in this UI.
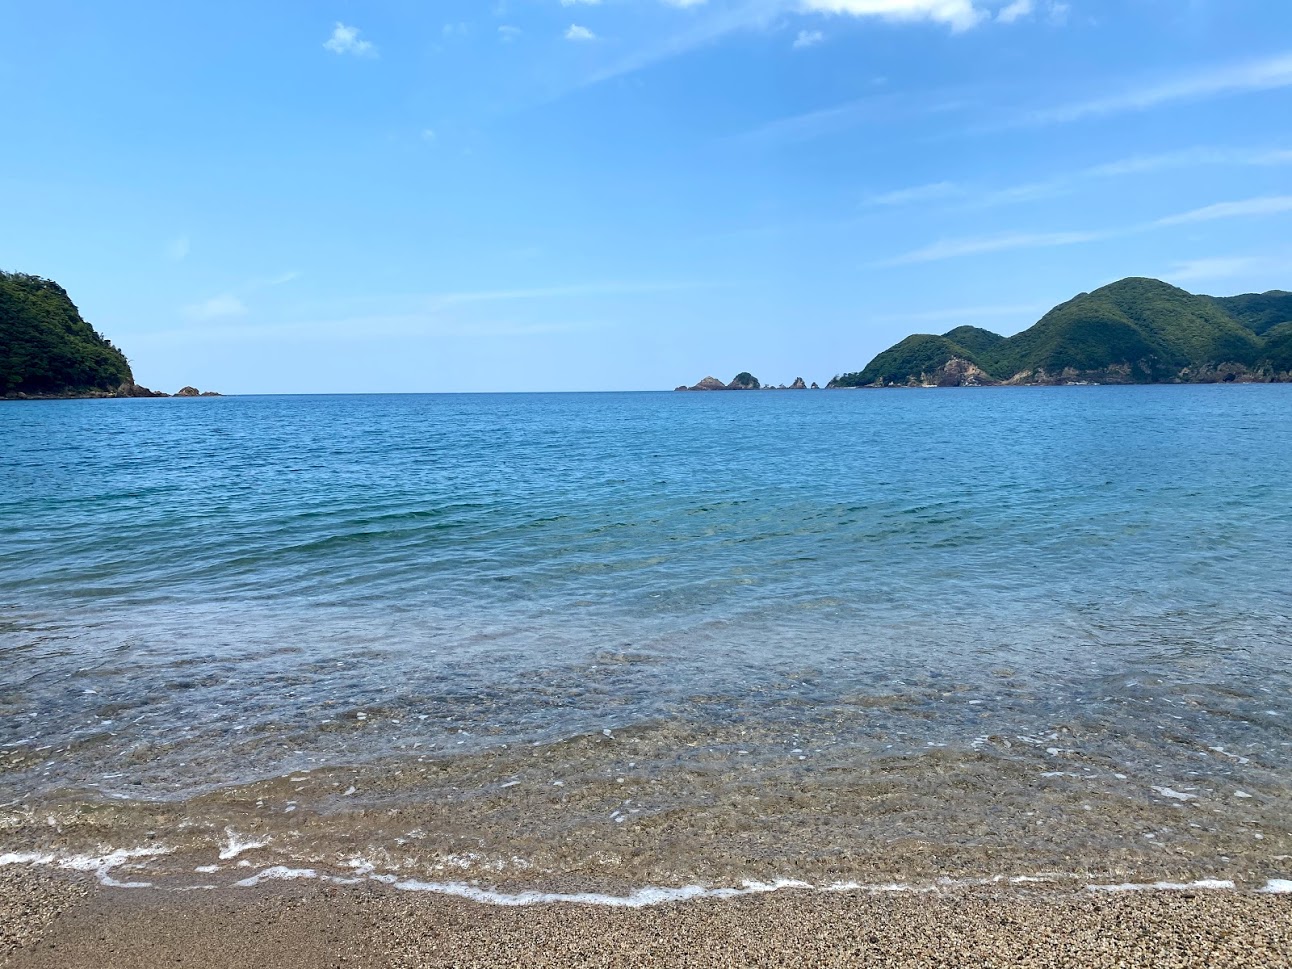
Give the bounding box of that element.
[3,0,1291,392]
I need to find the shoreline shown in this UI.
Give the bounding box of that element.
[3,868,1290,968]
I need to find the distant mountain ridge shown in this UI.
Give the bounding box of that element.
[830,278,1292,388]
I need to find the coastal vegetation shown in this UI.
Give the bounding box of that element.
[830,277,1292,388]
[0,271,135,397]
[0,270,218,398]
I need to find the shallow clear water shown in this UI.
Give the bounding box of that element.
[2,388,1291,887]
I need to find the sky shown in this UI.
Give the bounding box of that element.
[3,0,1292,393]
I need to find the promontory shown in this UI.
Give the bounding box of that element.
[830,277,1292,388]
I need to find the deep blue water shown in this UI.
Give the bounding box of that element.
[2,387,1291,800]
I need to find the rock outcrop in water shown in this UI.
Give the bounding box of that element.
[675,373,823,391]
[830,277,1292,388]
[677,374,760,391]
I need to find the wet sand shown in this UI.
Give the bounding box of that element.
[3,869,1290,969]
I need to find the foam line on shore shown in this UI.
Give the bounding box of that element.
[1087,879,1235,893]
[0,847,171,888]
[4,848,1288,906]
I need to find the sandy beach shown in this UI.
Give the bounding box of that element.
[3,866,1290,969]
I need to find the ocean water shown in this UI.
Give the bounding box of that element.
[2,387,1291,893]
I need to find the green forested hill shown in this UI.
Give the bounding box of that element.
[831,278,1292,387]
[0,271,135,397]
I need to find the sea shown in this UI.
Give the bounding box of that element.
[2,386,1290,900]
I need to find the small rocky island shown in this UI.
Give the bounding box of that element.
[1,271,218,399]
[676,372,820,391]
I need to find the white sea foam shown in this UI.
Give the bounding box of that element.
[1087,879,1234,893]
[1,847,1278,906]
[233,866,322,888]
[0,846,171,888]
[218,829,269,860]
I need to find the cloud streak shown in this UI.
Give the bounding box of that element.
[880,230,1107,266]
[1023,51,1292,125]
[868,144,1292,212]
[1153,195,1292,227]
[878,193,1292,265]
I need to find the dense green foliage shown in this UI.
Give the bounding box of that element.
[844,335,974,387]
[941,326,1006,359]
[1262,322,1292,373]
[1209,291,1292,335]
[1,271,133,396]
[729,371,761,389]
[832,278,1292,387]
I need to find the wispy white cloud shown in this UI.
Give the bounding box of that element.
[184,294,247,320]
[1154,195,1292,227]
[879,230,1107,266]
[801,0,985,32]
[870,145,1292,212]
[879,192,1292,266]
[1024,51,1292,125]
[578,0,783,85]
[498,24,521,42]
[865,181,963,206]
[996,0,1031,23]
[565,23,597,41]
[735,88,972,146]
[323,22,377,57]
[561,0,602,4]
[1084,146,1292,177]
[1165,256,1279,285]
[793,29,825,48]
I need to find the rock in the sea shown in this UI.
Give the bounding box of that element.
[115,382,168,398]
[691,376,728,391]
[789,377,807,390]
[199,391,222,397]
[727,372,761,390]
[810,381,820,389]
[175,386,200,397]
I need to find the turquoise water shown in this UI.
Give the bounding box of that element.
[2,387,1291,826]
